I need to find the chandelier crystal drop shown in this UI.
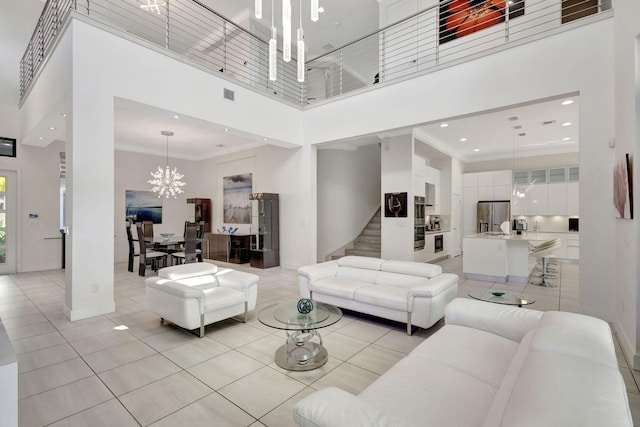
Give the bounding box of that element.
[148,131,186,199]
[255,0,320,83]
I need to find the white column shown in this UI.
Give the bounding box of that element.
[63,77,115,321]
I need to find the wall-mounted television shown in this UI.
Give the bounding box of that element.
[0,137,16,158]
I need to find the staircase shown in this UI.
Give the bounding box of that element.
[344,209,381,258]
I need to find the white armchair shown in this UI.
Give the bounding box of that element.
[145,263,258,337]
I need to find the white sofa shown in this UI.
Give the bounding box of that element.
[145,263,258,337]
[294,298,633,427]
[298,256,458,335]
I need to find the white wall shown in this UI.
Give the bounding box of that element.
[613,0,640,368]
[381,134,414,260]
[317,144,381,261]
[304,20,615,321]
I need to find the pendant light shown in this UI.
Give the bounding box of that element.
[148,131,186,198]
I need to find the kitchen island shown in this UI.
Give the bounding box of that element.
[463,232,557,283]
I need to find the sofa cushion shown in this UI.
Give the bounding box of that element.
[359,355,499,427]
[381,260,442,278]
[312,277,370,299]
[374,271,431,289]
[203,287,246,311]
[530,311,618,369]
[354,285,409,311]
[336,266,380,283]
[410,324,519,388]
[159,263,218,280]
[499,350,631,427]
[337,256,384,270]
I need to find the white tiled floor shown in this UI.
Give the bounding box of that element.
[2,256,639,426]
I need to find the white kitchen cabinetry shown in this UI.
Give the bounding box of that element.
[463,186,479,236]
[528,184,548,215]
[413,174,426,197]
[511,192,529,215]
[547,183,568,215]
[566,233,579,260]
[567,182,579,215]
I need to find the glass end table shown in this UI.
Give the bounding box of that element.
[467,289,535,307]
[258,301,342,371]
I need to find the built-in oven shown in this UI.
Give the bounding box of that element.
[414,196,425,224]
[414,226,425,250]
[434,234,443,253]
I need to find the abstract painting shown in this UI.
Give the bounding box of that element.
[125,190,162,223]
[614,153,633,219]
[384,192,408,218]
[439,0,525,44]
[223,173,252,224]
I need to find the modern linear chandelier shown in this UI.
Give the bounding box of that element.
[255,0,320,83]
[148,130,186,198]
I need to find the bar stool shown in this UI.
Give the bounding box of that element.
[529,239,562,287]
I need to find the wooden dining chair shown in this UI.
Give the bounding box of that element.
[136,221,167,276]
[142,220,154,242]
[125,218,139,272]
[172,224,198,265]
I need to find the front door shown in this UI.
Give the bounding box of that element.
[0,171,17,273]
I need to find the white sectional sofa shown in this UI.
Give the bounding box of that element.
[294,298,633,427]
[298,256,458,334]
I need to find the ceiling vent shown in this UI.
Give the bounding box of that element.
[518,132,527,136]
[542,120,556,126]
[223,88,235,101]
[508,116,519,121]
[323,43,335,51]
[513,125,522,130]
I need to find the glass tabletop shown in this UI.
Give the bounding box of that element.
[467,289,535,306]
[258,301,342,331]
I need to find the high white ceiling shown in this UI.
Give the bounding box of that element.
[5,1,580,163]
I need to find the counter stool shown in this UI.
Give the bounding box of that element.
[528,239,562,287]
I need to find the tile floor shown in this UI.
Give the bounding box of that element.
[1,256,639,426]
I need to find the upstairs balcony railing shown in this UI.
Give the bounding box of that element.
[20,0,612,108]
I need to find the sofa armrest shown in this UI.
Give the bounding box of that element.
[293,387,413,427]
[146,279,206,299]
[215,269,259,292]
[407,273,458,298]
[298,261,339,284]
[445,298,543,343]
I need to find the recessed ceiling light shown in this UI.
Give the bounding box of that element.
[561,99,574,105]
[38,136,44,140]
[173,115,179,119]
[562,122,572,127]
[318,6,325,13]
[440,123,448,128]
[473,148,480,152]
[563,137,571,141]
[60,113,67,117]
[49,126,55,130]
[460,138,467,142]
[224,128,230,132]
[263,138,268,142]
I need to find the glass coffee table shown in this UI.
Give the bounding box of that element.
[258,300,342,371]
[468,289,536,307]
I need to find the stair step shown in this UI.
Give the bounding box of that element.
[356,235,380,244]
[362,228,380,237]
[353,242,380,250]
[365,223,381,230]
[345,248,381,258]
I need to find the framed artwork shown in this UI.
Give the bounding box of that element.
[223,173,252,224]
[439,0,525,44]
[0,137,16,158]
[125,190,162,223]
[384,192,408,217]
[614,153,633,219]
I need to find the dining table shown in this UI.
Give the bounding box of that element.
[151,235,185,254]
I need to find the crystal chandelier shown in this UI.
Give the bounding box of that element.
[255,0,319,83]
[148,131,186,198]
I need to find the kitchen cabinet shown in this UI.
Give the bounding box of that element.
[566,233,579,260]
[511,192,529,215]
[528,184,548,215]
[567,182,579,215]
[547,183,568,215]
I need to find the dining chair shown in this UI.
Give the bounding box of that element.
[143,220,154,242]
[196,220,205,261]
[125,218,139,272]
[172,224,198,265]
[136,221,168,276]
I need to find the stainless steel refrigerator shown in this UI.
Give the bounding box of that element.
[477,201,511,233]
